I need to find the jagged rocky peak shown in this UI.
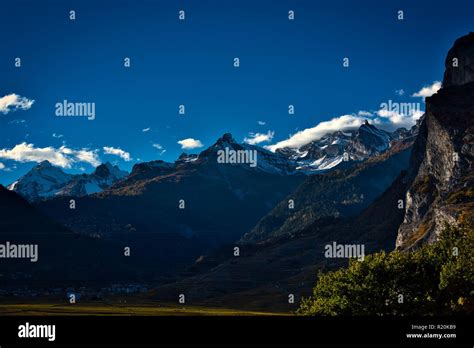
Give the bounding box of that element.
[353,120,391,155]
[93,161,127,179]
[396,33,474,250]
[443,32,474,87]
[36,160,53,168]
[199,133,242,159]
[213,133,238,148]
[219,133,235,142]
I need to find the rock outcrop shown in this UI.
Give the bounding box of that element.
[443,32,474,87]
[396,33,474,249]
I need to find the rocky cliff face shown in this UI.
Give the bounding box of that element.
[443,32,474,87]
[396,33,474,250]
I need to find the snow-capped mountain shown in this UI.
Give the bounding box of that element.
[125,123,416,179]
[7,161,73,201]
[351,121,392,157]
[198,133,300,175]
[8,161,128,201]
[277,120,418,172]
[57,162,128,196]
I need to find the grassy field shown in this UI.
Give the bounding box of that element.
[0,302,291,316]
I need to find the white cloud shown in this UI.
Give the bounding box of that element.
[142,127,151,132]
[376,108,423,130]
[243,130,275,145]
[74,149,101,165]
[0,94,35,114]
[395,89,405,96]
[52,133,64,138]
[258,121,266,125]
[267,115,365,151]
[103,146,132,161]
[152,143,166,155]
[412,81,442,98]
[0,162,5,170]
[0,143,100,168]
[177,138,203,149]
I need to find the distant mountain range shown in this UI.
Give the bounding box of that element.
[7,121,416,202]
[279,120,418,171]
[8,123,415,253]
[8,161,127,201]
[1,105,421,291]
[33,133,307,246]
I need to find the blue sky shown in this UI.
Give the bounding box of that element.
[1,0,473,184]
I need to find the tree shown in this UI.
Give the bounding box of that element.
[298,221,474,315]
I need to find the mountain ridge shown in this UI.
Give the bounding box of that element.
[8,161,127,201]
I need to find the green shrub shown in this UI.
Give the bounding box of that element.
[298,221,474,315]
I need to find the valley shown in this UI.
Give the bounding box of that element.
[1,31,473,316]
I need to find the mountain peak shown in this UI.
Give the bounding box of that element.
[37,160,53,168]
[217,133,236,144]
[30,160,67,175]
[199,133,240,158]
[443,32,474,87]
[360,120,377,130]
[93,162,127,179]
[93,162,112,177]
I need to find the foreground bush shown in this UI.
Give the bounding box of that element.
[298,221,474,315]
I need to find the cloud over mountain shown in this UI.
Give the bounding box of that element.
[178,138,204,149]
[411,81,442,98]
[267,108,423,152]
[244,131,275,145]
[0,143,100,168]
[266,114,366,151]
[103,146,132,161]
[266,80,437,152]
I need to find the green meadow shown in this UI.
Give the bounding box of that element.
[0,302,290,316]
